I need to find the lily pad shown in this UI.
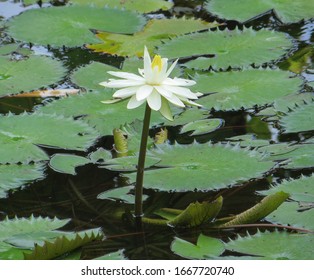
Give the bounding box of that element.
[0,112,99,151]
[171,234,225,259]
[70,0,173,13]
[206,0,314,23]
[0,55,65,97]
[125,143,274,191]
[7,6,146,47]
[193,68,303,111]
[88,18,221,57]
[180,118,224,136]
[0,163,45,198]
[158,28,292,70]
[280,103,314,133]
[94,249,126,260]
[49,154,91,175]
[226,230,314,259]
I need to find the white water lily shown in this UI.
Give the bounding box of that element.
[99,46,202,120]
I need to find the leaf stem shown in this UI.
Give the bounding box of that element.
[134,103,151,218]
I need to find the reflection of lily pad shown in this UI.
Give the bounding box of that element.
[206,0,314,23]
[0,163,45,198]
[158,28,292,70]
[7,6,146,47]
[70,0,173,13]
[0,56,65,97]
[88,18,220,57]
[193,68,302,110]
[126,143,274,191]
[226,230,314,260]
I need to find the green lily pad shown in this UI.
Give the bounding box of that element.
[0,55,65,97]
[193,68,302,111]
[226,230,314,259]
[88,18,220,57]
[0,163,45,198]
[97,186,148,204]
[49,154,91,175]
[89,148,112,163]
[158,28,292,70]
[93,249,126,260]
[125,143,274,191]
[171,234,225,259]
[280,103,314,133]
[180,118,224,136]
[163,108,210,127]
[273,92,314,113]
[36,92,164,136]
[7,6,146,47]
[226,134,270,148]
[0,112,99,151]
[206,0,314,23]
[70,0,173,13]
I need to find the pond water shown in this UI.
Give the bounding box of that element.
[0,0,313,260]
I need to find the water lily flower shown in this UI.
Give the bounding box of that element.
[99,46,202,121]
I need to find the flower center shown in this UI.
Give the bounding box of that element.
[151,55,162,72]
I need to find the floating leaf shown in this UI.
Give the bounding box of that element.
[220,192,289,227]
[49,154,91,175]
[88,148,112,163]
[180,118,224,136]
[94,249,126,260]
[158,28,292,70]
[97,186,148,204]
[206,0,314,23]
[226,134,270,148]
[193,68,302,111]
[36,92,164,136]
[0,55,65,97]
[70,0,173,13]
[7,6,146,47]
[125,143,274,191]
[88,18,220,57]
[272,92,314,113]
[171,234,225,259]
[280,103,314,133]
[0,113,99,151]
[0,163,45,198]
[24,230,103,260]
[163,108,209,127]
[226,230,314,260]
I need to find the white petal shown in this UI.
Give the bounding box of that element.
[147,90,162,111]
[127,95,146,109]
[104,79,145,88]
[154,85,173,98]
[143,46,153,79]
[112,87,138,98]
[136,85,153,101]
[107,71,144,81]
[164,93,185,108]
[163,77,196,86]
[101,99,123,104]
[165,85,199,99]
[159,97,173,121]
[165,59,178,77]
[99,81,110,87]
[182,98,203,107]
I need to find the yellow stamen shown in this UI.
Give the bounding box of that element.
[151,55,162,72]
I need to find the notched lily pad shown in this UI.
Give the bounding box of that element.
[158,28,293,70]
[49,154,91,175]
[7,6,146,47]
[180,119,224,136]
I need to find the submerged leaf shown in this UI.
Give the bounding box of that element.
[171,234,225,259]
[226,230,314,260]
[0,55,65,97]
[206,0,314,23]
[125,143,274,191]
[158,28,292,70]
[7,6,146,47]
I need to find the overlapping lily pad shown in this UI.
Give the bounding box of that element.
[70,0,173,13]
[0,112,99,151]
[226,230,314,259]
[88,18,220,57]
[206,0,314,23]
[7,6,146,47]
[192,68,302,111]
[49,154,91,175]
[0,55,65,97]
[0,163,45,198]
[280,102,314,133]
[125,143,274,191]
[158,28,293,70]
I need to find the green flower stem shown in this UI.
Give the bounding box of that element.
[134,103,151,218]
